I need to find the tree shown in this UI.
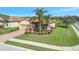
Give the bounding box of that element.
[33,8,47,31]
[71,16,79,23]
[62,16,72,28]
[46,14,52,20]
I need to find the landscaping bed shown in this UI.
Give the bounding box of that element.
[16,25,79,46]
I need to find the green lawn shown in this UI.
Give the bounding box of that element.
[5,41,57,51]
[16,25,79,46]
[0,27,19,35]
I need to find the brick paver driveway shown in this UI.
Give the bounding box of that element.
[0,30,25,42]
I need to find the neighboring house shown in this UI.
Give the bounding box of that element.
[4,16,21,28]
[52,19,56,28]
[47,19,56,31]
[0,17,4,28]
[0,22,3,25]
[0,17,3,25]
[3,16,31,30]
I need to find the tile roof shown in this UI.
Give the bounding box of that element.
[8,16,22,22]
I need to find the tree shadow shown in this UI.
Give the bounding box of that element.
[58,25,67,28]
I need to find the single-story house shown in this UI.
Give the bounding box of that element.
[0,22,3,25]
[0,17,4,25]
[52,19,56,28]
[19,17,30,30]
[4,16,21,28]
[4,16,31,30]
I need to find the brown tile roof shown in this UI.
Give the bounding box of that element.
[8,16,22,22]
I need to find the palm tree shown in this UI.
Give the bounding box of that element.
[33,8,47,21]
[33,8,47,31]
[41,14,52,30]
[46,14,52,19]
[45,14,52,23]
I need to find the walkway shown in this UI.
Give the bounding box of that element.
[0,30,25,42]
[74,22,79,30]
[0,43,34,51]
[8,38,79,51]
[71,25,79,37]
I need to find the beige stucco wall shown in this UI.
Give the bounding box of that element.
[4,22,20,28]
[19,25,28,30]
[0,22,3,25]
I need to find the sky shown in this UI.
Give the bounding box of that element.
[0,7,79,16]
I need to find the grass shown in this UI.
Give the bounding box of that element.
[0,27,19,35]
[16,25,79,46]
[5,41,57,51]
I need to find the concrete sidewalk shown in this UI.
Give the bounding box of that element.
[8,38,79,51]
[71,25,79,37]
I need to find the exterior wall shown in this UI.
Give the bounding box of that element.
[4,22,20,28]
[4,20,30,30]
[19,25,27,30]
[52,23,56,28]
[20,20,30,25]
[19,20,30,30]
[0,22,3,25]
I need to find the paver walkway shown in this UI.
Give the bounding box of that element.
[8,38,79,51]
[0,30,25,42]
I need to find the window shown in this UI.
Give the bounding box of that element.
[6,23,8,26]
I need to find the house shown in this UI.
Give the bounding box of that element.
[0,17,4,28]
[4,16,21,28]
[51,19,56,28]
[47,19,56,31]
[0,21,3,25]
[0,17,3,25]
[4,16,31,30]
[19,17,31,30]
[0,21,3,28]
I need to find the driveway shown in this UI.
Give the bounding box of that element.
[0,30,25,42]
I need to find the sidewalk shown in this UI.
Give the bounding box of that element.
[71,25,79,37]
[8,38,79,51]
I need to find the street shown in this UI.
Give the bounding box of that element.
[0,43,34,51]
